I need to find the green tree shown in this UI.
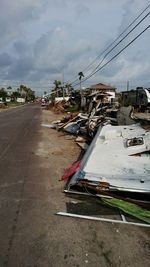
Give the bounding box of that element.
[11,91,21,101]
[53,80,61,97]
[65,83,74,96]
[17,85,35,101]
[7,86,12,90]
[0,88,7,102]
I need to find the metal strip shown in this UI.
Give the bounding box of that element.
[64,189,112,198]
[120,213,127,222]
[57,212,150,228]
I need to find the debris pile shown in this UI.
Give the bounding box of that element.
[59,118,150,226]
[0,103,7,109]
[45,89,118,137]
[46,96,79,114]
[42,89,150,226]
[50,99,68,114]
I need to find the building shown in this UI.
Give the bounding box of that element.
[121,87,150,111]
[88,83,116,103]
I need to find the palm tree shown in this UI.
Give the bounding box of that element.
[11,91,21,101]
[78,72,84,80]
[0,88,7,102]
[17,85,35,102]
[7,86,12,90]
[65,83,74,96]
[78,72,84,90]
[7,86,12,97]
[53,80,61,97]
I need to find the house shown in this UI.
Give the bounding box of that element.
[6,97,11,103]
[88,83,116,103]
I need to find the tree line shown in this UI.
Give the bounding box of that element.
[50,80,74,98]
[0,85,35,102]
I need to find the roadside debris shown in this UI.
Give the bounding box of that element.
[56,211,150,228]
[41,123,56,129]
[60,161,81,181]
[75,136,89,151]
[68,123,150,193]
[43,88,150,226]
[65,123,150,202]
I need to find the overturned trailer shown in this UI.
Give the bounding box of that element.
[67,123,150,199]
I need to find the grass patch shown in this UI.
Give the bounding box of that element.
[66,104,79,112]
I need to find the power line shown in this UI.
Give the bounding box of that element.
[78,11,150,83]
[82,3,150,73]
[73,25,150,87]
[67,2,150,86]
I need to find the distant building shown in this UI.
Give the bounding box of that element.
[6,97,11,103]
[88,83,116,103]
[16,98,25,103]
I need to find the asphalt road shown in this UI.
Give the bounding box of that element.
[0,104,42,267]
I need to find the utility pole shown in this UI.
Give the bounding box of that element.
[127,81,129,91]
[78,72,84,111]
[62,72,65,99]
[78,71,84,92]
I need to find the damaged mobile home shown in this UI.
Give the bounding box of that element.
[66,123,150,197]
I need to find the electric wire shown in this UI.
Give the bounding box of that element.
[72,24,150,87]
[78,12,150,84]
[81,3,150,73]
[66,3,150,86]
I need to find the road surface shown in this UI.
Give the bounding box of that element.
[0,105,149,267]
[0,104,43,266]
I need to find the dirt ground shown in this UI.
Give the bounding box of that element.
[35,109,150,267]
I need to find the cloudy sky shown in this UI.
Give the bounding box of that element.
[0,0,150,94]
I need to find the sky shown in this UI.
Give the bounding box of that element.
[0,0,150,95]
